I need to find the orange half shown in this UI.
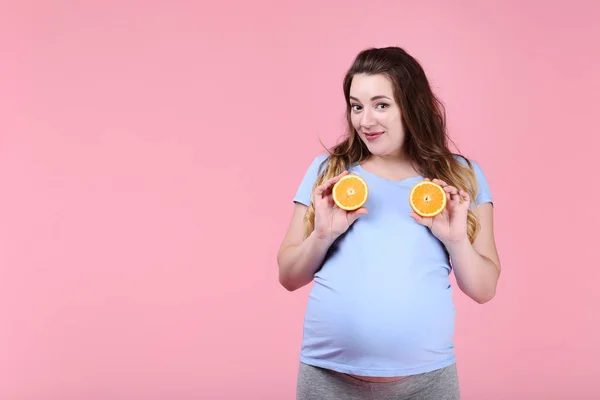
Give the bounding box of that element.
[332,174,368,211]
[409,180,447,217]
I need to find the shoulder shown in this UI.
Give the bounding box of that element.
[299,153,330,183]
[453,153,480,170]
[452,153,486,176]
[292,153,330,206]
[307,153,330,173]
[452,154,493,206]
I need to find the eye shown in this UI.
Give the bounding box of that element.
[376,103,389,110]
[351,104,362,112]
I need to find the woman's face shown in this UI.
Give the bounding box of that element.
[349,73,405,158]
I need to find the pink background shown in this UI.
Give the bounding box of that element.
[2,1,599,399]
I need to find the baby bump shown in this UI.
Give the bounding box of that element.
[302,280,456,365]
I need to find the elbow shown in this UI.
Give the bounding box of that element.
[474,295,493,304]
[277,257,299,292]
[472,288,496,304]
[278,274,304,292]
[279,275,298,292]
[277,263,300,292]
[278,266,310,292]
[277,255,307,292]
[457,280,497,304]
[475,267,501,304]
[276,250,312,292]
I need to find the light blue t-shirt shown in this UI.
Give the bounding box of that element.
[293,154,493,377]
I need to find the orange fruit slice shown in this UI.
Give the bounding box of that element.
[332,174,368,211]
[409,180,447,217]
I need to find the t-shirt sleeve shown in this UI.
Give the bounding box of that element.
[293,155,328,206]
[454,155,493,207]
[471,160,493,206]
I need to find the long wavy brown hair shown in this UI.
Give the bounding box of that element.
[304,46,481,243]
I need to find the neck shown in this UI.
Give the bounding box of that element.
[361,151,420,181]
[368,150,411,169]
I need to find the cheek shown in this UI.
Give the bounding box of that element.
[388,114,403,133]
[350,114,361,130]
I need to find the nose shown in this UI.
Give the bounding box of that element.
[360,108,375,128]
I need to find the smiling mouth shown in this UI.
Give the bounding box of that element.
[364,131,384,140]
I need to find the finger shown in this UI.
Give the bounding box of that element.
[447,188,463,204]
[446,191,469,210]
[347,207,368,224]
[314,171,348,196]
[327,195,335,207]
[314,179,333,197]
[433,179,448,187]
[443,185,459,196]
[410,212,423,223]
[458,189,470,204]
[410,212,431,228]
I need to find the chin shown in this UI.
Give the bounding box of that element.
[359,136,402,157]
[364,142,392,156]
[367,145,402,158]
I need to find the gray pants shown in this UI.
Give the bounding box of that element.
[297,362,460,400]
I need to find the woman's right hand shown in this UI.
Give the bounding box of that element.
[312,171,369,243]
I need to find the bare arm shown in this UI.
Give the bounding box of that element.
[277,203,334,291]
[447,203,501,304]
[277,171,367,292]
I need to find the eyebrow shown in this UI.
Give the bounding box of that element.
[349,95,392,102]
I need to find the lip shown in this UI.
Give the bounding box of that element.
[363,131,384,141]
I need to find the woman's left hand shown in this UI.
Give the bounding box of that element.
[410,179,471,245]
